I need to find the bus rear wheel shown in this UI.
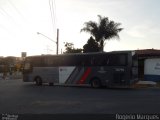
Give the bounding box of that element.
[35,77,42,86]
[91,78,101,88]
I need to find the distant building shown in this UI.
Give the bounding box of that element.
[0,56,23,73]
[0,57,4,65]
[136,49,160,80]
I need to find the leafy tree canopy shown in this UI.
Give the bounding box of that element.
[64,42,82,54]
[81,15,123,51]
[83,37,100,53]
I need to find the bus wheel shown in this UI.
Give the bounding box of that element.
[49,82,54,86]
[35,77,42,86]
[91,78,101,88]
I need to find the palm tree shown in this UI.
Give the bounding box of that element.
[81,15,123,51]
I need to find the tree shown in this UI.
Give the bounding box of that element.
[81,15,123,51]
[83,37,100,53]
[64,42,82,54]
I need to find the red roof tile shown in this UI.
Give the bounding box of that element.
[136,49,160,55]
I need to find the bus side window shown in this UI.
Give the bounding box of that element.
[132,59,138,67]
[97,56,109,66]
[90,57,95,66]
[108,54,127,66]
[56,56,63,66]
[106,57,109,65]
[102,56,109,66]
[92,56,100,66]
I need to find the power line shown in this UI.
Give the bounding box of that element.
[0,2,32,43]
[49,0,57,33]
[0,7,15,21]
[7,0,25,20]
[53,0,57,27]
[7,0,33,30]
[0,6,22,32]
[49,0,55,32]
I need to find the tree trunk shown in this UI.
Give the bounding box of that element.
[100,40,104,52]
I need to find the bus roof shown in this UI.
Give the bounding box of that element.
[26,51,135,58]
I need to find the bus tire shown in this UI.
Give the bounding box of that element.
[90,78,101,88]
[35,77,42,86]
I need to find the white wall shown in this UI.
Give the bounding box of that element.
[144,58,160,75]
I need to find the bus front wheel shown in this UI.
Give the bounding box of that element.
[35,77,42,86]
[90,78,101,88]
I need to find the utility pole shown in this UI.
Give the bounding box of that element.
[37,29,59,55]
[56,28,59,55]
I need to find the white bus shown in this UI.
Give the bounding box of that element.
[23,51,138,88]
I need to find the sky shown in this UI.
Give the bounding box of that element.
[0,0,160,57]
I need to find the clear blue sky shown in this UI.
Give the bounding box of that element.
[0,0,160,56]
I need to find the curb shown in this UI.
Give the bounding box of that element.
[133,81,158,88]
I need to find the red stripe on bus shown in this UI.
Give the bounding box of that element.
[77,67,91,84]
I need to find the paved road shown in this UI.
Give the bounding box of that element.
[0,79,160,114]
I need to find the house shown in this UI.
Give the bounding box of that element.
[136,49,160,80]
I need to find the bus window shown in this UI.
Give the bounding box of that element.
[23,62,33,73]
[132,56,138,67]
[24,63,31,70]
[30,57,43,67]
[108,54,127,66]
[92,55,109,66]
[119,55,127,66]
[44,56,60,66]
